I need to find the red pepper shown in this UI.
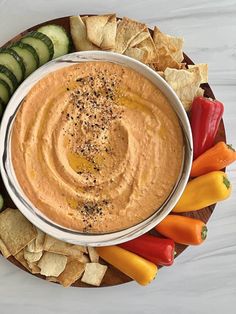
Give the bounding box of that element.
[190,96,224,159]
[119,234,175,266]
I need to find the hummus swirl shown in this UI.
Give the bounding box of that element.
[11,62,183,233]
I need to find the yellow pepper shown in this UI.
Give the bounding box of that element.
[96,246,158,286]
[173,171,232,213]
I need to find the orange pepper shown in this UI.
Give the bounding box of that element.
[155,215,207,245]
[191,141,236,177]
[96,246,157,286]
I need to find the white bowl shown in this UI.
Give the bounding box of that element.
[0,51,193,246]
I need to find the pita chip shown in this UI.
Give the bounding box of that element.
[0,238,11,258]
[114,17,146,53]
[70,15,99,51]
[14,250,32,272]
[81,263,107,286]
[128,28,150,48]
[85,14,117,50]
[38,252,67,277]
[124,47,148,63]
[188,63,208,83]
[154,45,183,71]
[26,228,45,253]
[43,234,87,258]
[164,67,202,110]
[153,26,184,63]
[136,33,158,63]
[27,262,41,274]
[0,208,37,256]
[88,247,99,263]
[57,260,86,287]
[24,249,43,263]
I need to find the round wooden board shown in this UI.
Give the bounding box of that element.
[0,16,226,288]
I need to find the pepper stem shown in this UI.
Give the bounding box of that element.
[201,226,208,240]
[223,176,231,189]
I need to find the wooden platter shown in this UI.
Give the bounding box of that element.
[0,16,226,287]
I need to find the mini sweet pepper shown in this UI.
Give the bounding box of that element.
[173,171,231,213]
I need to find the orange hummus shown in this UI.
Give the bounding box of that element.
[11,62,183,233]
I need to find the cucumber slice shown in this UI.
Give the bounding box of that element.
[11,42,39,77]
[0,79,11,104]
[21,31,54,66]
[37,24,70,59]
[0,48,25,82]
[0,65,18,93]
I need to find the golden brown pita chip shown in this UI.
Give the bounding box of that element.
[43,235,87,258]
[128,28,150,48]
[153,46,183,71]
[24,249,42,263]
[114,17,146,53]
[164,67,202,111]
[68,254,90,264]
[81,263,107,286]
[153,26,184,63]
[70,15,99,51]
[124,47,148,63]
[14,250,31,272]
[67,253,89,264]
[88,247,99,263]
[38,252,67,277]
[27,262,41,274]
[188,64,208,83]
[27,228,45,253]
[125,29,158,64]
[0,238,11,258]
[0,209,37,256]
[85,14,117,50]
[57,260,86,287]
[136,34,158,63]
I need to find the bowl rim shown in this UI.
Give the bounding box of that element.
[0,51,193,246]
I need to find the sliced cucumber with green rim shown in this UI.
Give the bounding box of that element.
[10,42,39,77]
[0,65,18,93]
[0,48,25,82]
[21,31,54,66]
[0,79,11,104]
[37,24,70,59]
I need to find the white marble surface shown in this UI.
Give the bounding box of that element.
[0,0,236,313]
